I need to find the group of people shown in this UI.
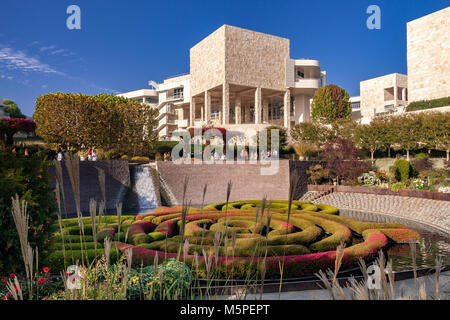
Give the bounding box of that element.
[55,146,98,161]
[85,147,98,161]
[10,144,31,158]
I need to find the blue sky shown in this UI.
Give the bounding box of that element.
[0,0,448,117]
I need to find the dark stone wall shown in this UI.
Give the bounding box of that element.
[289,160,325,200]
[48,160,130,217]
[156,160,291,206]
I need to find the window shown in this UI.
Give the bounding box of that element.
[384,104,394,111]
[211,110,219,120]
[174,88,183,99]
[297,70,304,78]
[145,97,158,104]
[351,102,360,110]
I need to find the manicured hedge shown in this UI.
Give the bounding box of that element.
[41,248,121,272]
[405,96,450,112]
[44,200,420,279]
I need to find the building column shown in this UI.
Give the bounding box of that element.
[284,90,291,129]
[190,97,196,127]
[244,105,251,123]
[402,88,407,101]
[222,82,230,125]
[200,104,204,122]
[263,99,269,123]
[235,95,242,124]
[204,90,211,124]
[254,87,262,124]
[394,86,398,106]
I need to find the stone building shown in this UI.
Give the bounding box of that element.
[358,7,449,124]
[360,73,408,124]
[119,25,326,139]
[407,6,450,103]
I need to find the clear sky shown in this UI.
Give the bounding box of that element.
[0,0,448,117]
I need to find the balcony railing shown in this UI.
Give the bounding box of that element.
[166,93,184,101]
[293,78,321,89]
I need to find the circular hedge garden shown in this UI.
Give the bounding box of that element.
[43,200,420,279]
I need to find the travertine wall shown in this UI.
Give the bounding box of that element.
[190,26,226,96]
[407,7,450,102]
[360,73,407,121]
[190,25,290,96]
[157,160,292,206]
[224,25,289,91]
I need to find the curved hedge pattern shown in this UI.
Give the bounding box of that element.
[44,200,420,278]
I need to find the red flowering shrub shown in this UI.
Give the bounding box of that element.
[0,118,36,147]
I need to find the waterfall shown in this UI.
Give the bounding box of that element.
[129,165,160,211]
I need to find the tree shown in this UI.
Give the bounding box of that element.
[290,122,331,148]
[421,112,450,161]
[311,84,351,124]
[2,99,26,118]
[391,114,421,161]
[354,121,386,161]
[330,118,358,141]
[33,93,159,155]
[321,138,369,184]
[0,118,36,147]
[372,116,396,158]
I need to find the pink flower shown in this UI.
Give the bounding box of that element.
[43,267,50,273]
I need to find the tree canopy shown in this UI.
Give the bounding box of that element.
[2,99,26,118]
[291,111,450,161]
[33,93,159,155]
[311,84,351,124]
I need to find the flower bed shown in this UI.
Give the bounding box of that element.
[42,200,420,279]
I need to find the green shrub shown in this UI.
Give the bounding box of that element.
[391,182,407,192]
[47,242,102,250]
[148,232,166,242]
[127,259,193,300]
[41,248,120,272]
[51,234,94,243]
[405,96,450,112]
[394,159,413,182]
[0,149,56,274]
[414,153,428,160]
[130,233,152,245]
[96,227,116,242]
[153,141,179,155]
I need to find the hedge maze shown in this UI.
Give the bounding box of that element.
[44,200,420,279]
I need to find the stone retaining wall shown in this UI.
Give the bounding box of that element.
[156,160,293,206]
[48,160,130,216]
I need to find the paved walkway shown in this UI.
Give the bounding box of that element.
[299,192,450,234]
[212,271,450,300]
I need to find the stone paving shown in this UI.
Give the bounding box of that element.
[213,271,450,300]
[299,192,450,234]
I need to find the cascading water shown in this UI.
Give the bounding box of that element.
[128,165,160,211]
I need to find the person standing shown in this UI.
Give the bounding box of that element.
[92,148,98,161]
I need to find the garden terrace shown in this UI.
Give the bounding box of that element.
[43,200,420,279]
